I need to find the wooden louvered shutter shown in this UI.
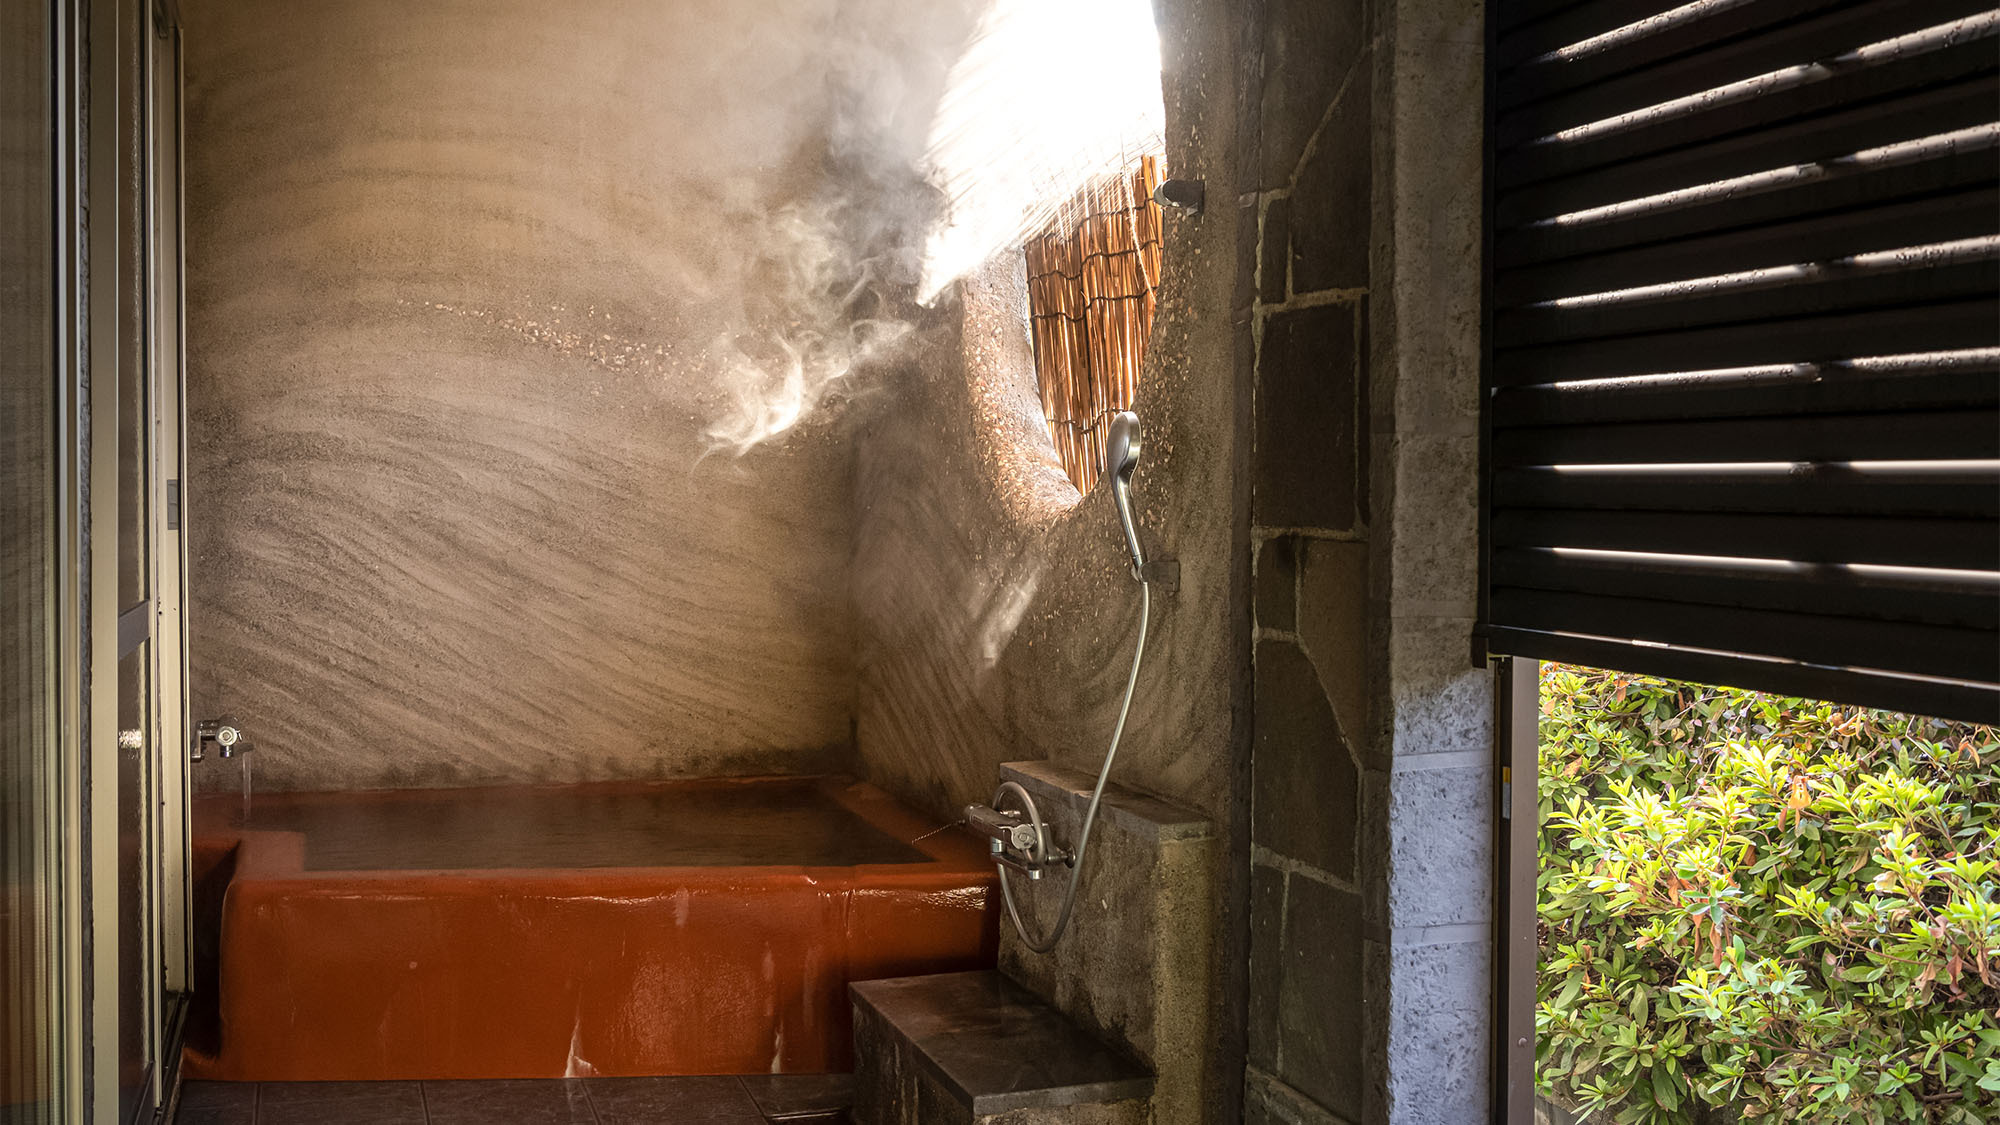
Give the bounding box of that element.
[1482,0,2000,723]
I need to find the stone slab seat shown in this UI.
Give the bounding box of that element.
[851,971,1154,1125]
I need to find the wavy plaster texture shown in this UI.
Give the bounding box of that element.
[181,0,874,790]
[851,208,1243,829]
[848,1,1249,1118]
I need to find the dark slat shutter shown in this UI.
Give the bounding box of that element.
[1482,0,2000,723]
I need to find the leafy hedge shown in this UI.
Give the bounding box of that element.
[1535,664,2000,1124]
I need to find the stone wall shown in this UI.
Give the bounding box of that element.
[996,762,1219,1125]
[1239,0,1495,1122]
[1237,0,1376,1117]
[1365,0,1495,1116]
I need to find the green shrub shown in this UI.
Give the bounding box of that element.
[1535,664,2000,1124]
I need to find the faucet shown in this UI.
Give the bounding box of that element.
[193,716,252,762]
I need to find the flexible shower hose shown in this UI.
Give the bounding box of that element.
[995,577,1150,952]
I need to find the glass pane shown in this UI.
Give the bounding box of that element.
[116,0,148,612]
[1,0,61,1118]
[116,644,151,1125]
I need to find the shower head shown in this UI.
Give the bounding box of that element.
[1104,411,1146,576]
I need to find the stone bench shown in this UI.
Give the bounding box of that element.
[851,971,1154,1125]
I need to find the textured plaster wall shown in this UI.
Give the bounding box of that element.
[852,0,1247,846]
[848,0,1251,1118]
[182,0,873,791]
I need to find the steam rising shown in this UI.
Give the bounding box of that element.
[699,0,1164,453]
[701,200,917,455]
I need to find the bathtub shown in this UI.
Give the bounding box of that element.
[181,776,997,1081]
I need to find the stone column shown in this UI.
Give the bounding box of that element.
[1238,0,1493,1121]
[1364,0,1493,1119]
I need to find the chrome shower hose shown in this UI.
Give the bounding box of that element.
[995,577,1150,952]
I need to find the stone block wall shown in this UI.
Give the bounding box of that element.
[996,762,1218,1125]
[1232,2,1376,1112]
[1365,0,1494,1117]
[1235,0,1494,1122]
[1237,1,1376,1120]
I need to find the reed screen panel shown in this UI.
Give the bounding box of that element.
[1026,155,1165,493]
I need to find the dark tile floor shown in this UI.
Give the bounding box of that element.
[175,1074,854,1125]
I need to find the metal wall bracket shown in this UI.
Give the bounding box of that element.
[1151,179,1204,215]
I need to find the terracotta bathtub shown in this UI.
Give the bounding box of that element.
[183,776,997,1081]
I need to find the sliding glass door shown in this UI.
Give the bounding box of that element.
[103,0,191,1119]
[4,2,188,1122]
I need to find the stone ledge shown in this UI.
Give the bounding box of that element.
[996,758,1218,1125]
[851,971,1153,1122]
[998,761,1214,844]
[1245,1064,1360,1125]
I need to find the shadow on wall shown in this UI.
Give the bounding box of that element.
[182,0,990,792]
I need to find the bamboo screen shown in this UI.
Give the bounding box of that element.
[1025,154,1165,493]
